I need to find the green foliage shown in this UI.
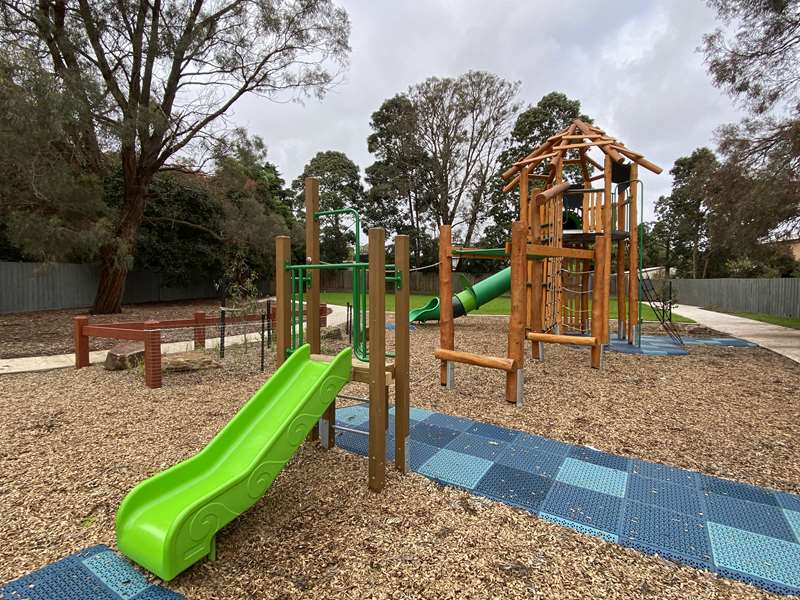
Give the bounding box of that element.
[103,170,226,284]
[0,53,112,262]
[655,148,719,278]
[653,146,800,278]
[364,94,435,264]
[292,150,364,263]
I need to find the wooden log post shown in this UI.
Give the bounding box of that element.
[305,177,325,444]
[616,188,627,340]
[628,164,640,344]
[368,228,387,492]
[275,236,291,367]
[505,221,527,404]
[602,154,613,344]
[143,320,162,389]
[591,235,607,369]
[193,311,206,349]
[438,225,454,387]
[529,194,544,360]
[394,235,410,473]
[74,316,90,368]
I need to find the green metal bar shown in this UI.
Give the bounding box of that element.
[451,247,508,257]
[314,208,361,262]
[284,262,397,271]
[297,266,304,348]
[290,270,296,351]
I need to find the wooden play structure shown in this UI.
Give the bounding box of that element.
[275,177,410,492]
[437,119,662,403]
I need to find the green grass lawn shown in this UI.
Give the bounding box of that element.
[320,291,694,323]
[706,308,800,330]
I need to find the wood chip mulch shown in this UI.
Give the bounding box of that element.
[1,316,798,599]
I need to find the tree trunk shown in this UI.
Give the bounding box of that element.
[91,176,150,313]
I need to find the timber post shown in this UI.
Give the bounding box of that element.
[367,228,387,492]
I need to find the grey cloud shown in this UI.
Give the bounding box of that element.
[231,0,742,221]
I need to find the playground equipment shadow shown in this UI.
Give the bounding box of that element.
[336,404,800,596]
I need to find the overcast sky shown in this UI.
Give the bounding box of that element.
[231,0,742,222]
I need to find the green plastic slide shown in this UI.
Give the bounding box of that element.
[116,344,352,581]
[409,267,511,322]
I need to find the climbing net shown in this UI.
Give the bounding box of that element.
[557,258,594,335]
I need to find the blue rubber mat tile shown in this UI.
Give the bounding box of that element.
[629,458,699,488]
[540,481,623,536]
[335,428,370,455]
[424,412,475,432]
[419,449,493,490]
[407,440,441,471]
[556,458,628,498]
[83,550,151,598]
[776,491,800,513]
[410,422,462,448]
[495,443,565,478]
[539,512,619,544]
[409,407,435,421]
[700,474,779,506]
[620,501,713,570]
[445,432,508,461]
[335,404,370,427]
[475,464,553,512]
[513,432,572,457]
[784,509,800,542]
[465,421,519,443]
[626,474,704,517]
[568,445,630,472]
[0,545,183,600]
[708,522,800,595]
[705,493,797,542]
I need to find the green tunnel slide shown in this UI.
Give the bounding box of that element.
[116,344,352,581]
[409,267,511,322]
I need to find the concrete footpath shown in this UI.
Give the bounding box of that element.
[673,304,800,364]
[0,305,348,375]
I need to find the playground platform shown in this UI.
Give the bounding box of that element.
[336,404,800,596]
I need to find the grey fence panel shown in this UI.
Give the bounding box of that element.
[673,278,800,318]
[0,261,226,314]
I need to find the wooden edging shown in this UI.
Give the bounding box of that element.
[434,348,515,372]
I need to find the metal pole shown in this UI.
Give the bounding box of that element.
[266,300,272,349]
[219,309,226,359]
[260,312,265,372]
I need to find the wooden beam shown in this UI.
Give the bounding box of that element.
[434,349,515,372]
[526,332,597,346]
[628,164,640,343]
[614,146,663,174]
[394,235,410,472]
[275,236,291,367]
[367,228,386,492]
[505,221,526,403]
[513,151,557,168]
[305,177,323,444]
[519,166,529,227]
[552,141,613,151]
[533,181,570,205]
[591,234,607,369]
[602,155,613,344]
[527,244,594,260]
[439,225,453,386]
